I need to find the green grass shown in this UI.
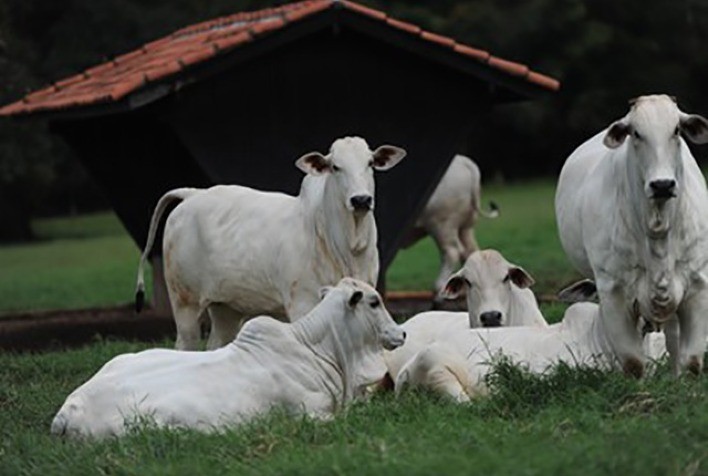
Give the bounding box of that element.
[0,212,152,314]
[0,180,577,313]
[2,339,707,475]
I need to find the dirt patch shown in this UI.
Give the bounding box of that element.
[0,293,462,353]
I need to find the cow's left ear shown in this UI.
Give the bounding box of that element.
[296,152,331,175]
[372,145,406,171]
[505,266,535,289]
[603,119,631,149]
[348,290,364,308]
[680,113,708,144]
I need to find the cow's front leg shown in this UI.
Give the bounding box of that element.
[598,289,646,378]
[663,317,680,377]
[677,291,708,376]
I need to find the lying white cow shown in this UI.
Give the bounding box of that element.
[135,137,405,350]
[51,278,405,439]
[384,249,548,384]
[402,155,498,298]
[395,302,668,402]
[555,95,708,377]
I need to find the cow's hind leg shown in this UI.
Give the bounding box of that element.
[173,303,203,351]
[431,228,464,300]
[459,225,479,260]
[206,303,245,350]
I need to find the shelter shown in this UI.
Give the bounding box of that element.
[0,0,559,305]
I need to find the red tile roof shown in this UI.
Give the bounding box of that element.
[0,0,560,117]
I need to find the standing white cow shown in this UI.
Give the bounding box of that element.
[402,155,499,298]
[555,95,708,377]
[383,249,548,385]
[394,302,669,402]
[51,278,406,439]
[135,137,405,350]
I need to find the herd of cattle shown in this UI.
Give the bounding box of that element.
[51,94,708,439]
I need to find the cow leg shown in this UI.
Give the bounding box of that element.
[173,303,203,351]
[598,291,646,377]
[459,226,479,260]
[206,303,245,350]
[431,229,463,299]
[677,293,708,376]
[664,317,681,377]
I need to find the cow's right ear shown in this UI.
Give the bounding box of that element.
[441,271,469,300]
[296,152,331,175]
[603,119,631,149]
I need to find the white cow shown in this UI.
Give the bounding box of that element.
[384,249,548,384]
[51,278,406,439]
[402,155,499,298]
[394,302,668,402]
[555,94,708,377]
[135,137,406,350]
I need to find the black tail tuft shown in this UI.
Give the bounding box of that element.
[489,201,499,213]
[135,289,145,314]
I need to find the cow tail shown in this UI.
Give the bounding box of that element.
[135,188,199,313]
[470,163,499,219]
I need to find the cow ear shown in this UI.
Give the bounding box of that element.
[348,290,363,308]
[603,119,630,149]
[441,271,469,300]
[557,279,597,303]
[372,145,406,171]
[296,152,331,175]
[680,114,708,144]
[505,267,535,289]
[319,286,333,300]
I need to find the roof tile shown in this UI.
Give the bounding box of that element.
[0,0,559,116]
[341,1,387,21]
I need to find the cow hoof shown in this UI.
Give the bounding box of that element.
[623,357,644,379]
[687,356,702,377]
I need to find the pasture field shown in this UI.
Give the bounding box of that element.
[3,179,706,474]
[0,179,578,314]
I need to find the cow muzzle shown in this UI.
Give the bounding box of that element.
[480,311,502,328]
[350,195,373,212]
[381,326,406,350]
[649,179,677,200]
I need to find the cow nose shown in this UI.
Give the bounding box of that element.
[649,179,676,198]
[480,311,502,328]
[350,195,373,211]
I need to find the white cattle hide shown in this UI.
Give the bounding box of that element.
[555,94,708,376]
[384,249,548,383]
[134,137,405,350]
[51,278,405,439]
[395,302,668,401]
[402,155,498,298]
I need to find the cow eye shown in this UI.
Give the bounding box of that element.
[674,126,680,136]
[368,160,374,167]
[332,164,341,172]
[633,130,642,140]
[370,298,380,308]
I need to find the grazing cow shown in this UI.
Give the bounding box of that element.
[555,94,708,377]
[51,278,406,439]
[135,137,405,350]
[384,249,548,384]
[402,155,499,299]
[394,302,668,401]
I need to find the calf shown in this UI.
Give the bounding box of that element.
[51,278,405,439]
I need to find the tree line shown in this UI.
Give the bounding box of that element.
[1,0,707,241]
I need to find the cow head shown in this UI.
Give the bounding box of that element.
[603,95,708,203]
[295,137,406,214]
[440,249,535,328]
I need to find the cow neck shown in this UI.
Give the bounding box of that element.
[291,295,382,407]
[315,178,375,278]
[619,155,685,320]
